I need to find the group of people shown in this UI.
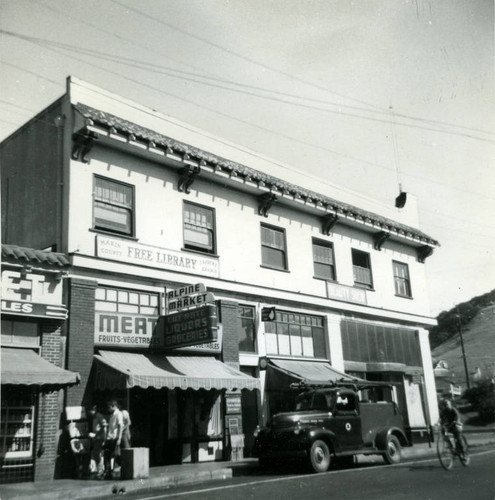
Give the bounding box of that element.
[69,399,131,480]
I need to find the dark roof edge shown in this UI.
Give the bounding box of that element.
[2,244,70,268]
[74,103,439,247]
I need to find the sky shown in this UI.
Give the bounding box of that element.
[1,0,494,317]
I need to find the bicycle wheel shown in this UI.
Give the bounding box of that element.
[437,433,454,470]
[459,435,470,467]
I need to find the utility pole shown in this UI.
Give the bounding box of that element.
[456,307,470,389]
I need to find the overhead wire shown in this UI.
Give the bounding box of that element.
[25,1,495,139]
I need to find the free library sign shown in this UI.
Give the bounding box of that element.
[96,235,219,278]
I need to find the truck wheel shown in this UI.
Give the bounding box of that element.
[309,440,331,473]
[383,435,401,464]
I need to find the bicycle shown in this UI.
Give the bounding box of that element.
[436,423,470,470]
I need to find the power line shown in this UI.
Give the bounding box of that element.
[23,3,495,139]
[110,0,383,113]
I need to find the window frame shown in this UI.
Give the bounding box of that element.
[393,260,412,298]
[182,201,217,255]
[312,238,337,281]
[237,304,257,353]
[93,175,135,237]
[351,249,374,289]
[260,223,289,271]
[265,310,328,359]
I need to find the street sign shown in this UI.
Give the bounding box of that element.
[262,307,276,322]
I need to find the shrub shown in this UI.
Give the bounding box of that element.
[463,379,495,423]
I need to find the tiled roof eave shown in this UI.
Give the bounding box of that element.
[74,103,439,247]
[1,244,70,268]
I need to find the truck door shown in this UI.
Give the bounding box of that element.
[332,391,362,450]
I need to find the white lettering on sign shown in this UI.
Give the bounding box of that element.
[94,311,160,348]
[326,282,367,305]
[166,283,206,302]
[167,292,215,313]
[97,236,219,278]
[1,269,46,302]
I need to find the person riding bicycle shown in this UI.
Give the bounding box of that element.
[439,398,465,454]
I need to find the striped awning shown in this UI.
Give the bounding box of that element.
[94,350,260,391]
[1,347,80,387]
[266,359,362,390]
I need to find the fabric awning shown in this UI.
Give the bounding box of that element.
[266,359,362,390]
[94,350,261,391]
[1,347,80,386]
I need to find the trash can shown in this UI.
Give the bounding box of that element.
[121,448,149,479]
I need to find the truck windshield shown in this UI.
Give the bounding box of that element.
[295,391,335,411]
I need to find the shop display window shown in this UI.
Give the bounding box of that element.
[265,311,327,359]
[1,320,38,347]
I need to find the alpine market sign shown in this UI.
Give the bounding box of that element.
[96,235,219,278]
[166,283,215,313]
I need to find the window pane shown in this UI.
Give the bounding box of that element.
[262,246,285,269]
[184,225,212,249]
[301,325,314,357]
[239,312,256,352]
[312,327,326,358]
[278,323,290,355]
[290,324,302,356]
[266,331,279,354]
[314,262,334,280]
[94,202,131,234]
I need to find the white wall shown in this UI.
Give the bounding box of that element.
[67,144,432,318]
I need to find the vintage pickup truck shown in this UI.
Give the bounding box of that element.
[253,382,410,472]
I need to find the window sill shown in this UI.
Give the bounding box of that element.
[90,228,138,241]
[353,284,375,292]
[395,294,414,300]
[313,276,338,283]
[260,265,290,273]
[181,247,219,258]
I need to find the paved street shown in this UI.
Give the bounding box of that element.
[115,449,495,500]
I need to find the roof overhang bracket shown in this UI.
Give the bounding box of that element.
[417,245,434,263]
[322,214,339,235]
[178,165,201,194]
[258,193,279,217]
[71,130,98,163]
[373,231,390,251]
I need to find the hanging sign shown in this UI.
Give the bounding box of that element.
[166,283,215,313]
[157,304,218,349]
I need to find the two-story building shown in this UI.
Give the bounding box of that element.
[1,245,79,483]
[1,77,439,474]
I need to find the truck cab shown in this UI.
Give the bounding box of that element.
[253,383,409,472]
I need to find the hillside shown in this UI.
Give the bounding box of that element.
[432,304,495,385]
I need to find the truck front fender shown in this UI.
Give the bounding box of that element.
[307,428,340,453]
[375,427,409,450]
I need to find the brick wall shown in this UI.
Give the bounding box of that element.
[34,321,64,481]
[66,278,97,406]
[219,300,240,368]
[219,300,245,460]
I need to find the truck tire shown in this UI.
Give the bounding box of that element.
[383,435,401,464]
[309,440,331,473]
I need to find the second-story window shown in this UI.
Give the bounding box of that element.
[183,202,216,254]
[352,249,373,289]
[261,224,288,270]
[94,176,134,236]
[313,239,336,280]
[393,261,412,297]
[238,305,256,353]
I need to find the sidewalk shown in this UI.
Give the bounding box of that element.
[1,432,494,500]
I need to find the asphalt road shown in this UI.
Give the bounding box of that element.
[118,449,495,500]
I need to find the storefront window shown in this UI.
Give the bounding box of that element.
[265,311,327,358]
[237,306,256,353]
[1,320,38,347]
[95,286,159,315]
